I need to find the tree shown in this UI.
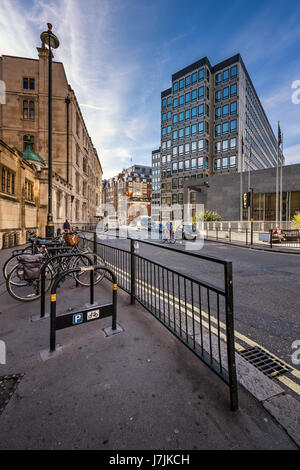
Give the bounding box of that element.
[291,212,300,229]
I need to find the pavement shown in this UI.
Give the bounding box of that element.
[0,246,299,450]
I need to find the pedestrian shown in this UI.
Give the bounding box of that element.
[63,219,71,232]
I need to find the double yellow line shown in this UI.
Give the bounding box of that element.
[105,260,300,396]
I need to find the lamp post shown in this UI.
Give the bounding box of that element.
[40,23,59,238]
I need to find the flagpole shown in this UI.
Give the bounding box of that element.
[275,121,279,226]
[240,135,244,221]
[279,133,283,228]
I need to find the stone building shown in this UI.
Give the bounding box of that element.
[0,44,102,235]
[102,165,152,223]
[0,138,42,248]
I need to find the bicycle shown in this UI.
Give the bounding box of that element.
[161,230,176,244]
[3,233,65,284]
[6,237,106,302]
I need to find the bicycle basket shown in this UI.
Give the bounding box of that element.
[64,233,79,246]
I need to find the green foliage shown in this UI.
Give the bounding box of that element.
[291,211,300,229]
[192,210,223,223]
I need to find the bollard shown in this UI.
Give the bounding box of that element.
[130,239,136,305]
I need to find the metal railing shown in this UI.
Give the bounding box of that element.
[78,231,238,411]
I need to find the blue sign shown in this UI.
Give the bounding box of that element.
[72,313,83,325]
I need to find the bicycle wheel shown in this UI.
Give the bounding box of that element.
[72,253,106,286]
[3,253,32,284]
[6,265,53,302]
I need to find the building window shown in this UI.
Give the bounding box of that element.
[215,107,221,120]
[191,141,197,152]
[172,194,178,204]
[179,79,184,90]
[25,179,34,201]
[198,86,204,99]
[1,165,16,195]
[167,96,172,106]
[199,68,204,81]
[230,137,237,148]
[214,159,221,170]
[222,104,229,117]
[167,125,171,135]
[191,158,196,170]
[223,69,229,82]
[173,82,178,93]
[23,77,35,90]
[222,122,229,134]
[198,104,204,116]
[223,87,229,99]
[215,124,221,136]
[215,90,221,102]
[172,162,177,173]
[185,93,190,104]
[23,135,34,150]
[231,65,238,79]
[173,114,178,124]
[230,120,237,132]
[185,143,190,154]
[230,101,237,115]
[190,192,196,203]
[23,100,34,119]
[185,160,190,170]
[162,98,166,109]
[173,130,178,140]
[178,161,183,172]
[198,121,204,133]
[191,89,197,102]
[162,127,166,137]
[179,112,184,122]
[185,75,191,88]
[179,144,184,155]
[179,128,184,139]
[179,95,184,106]
[191,124,197,135]
[230,155,236,167]
[198,157,203,169]
[162,113,166,123]
[191,107,197,119]
[167,111,172,121]
[230,83,237,96]
[223,157,228,169]
[185,126,190,137]
[222,140,228,151]
[215,72,222,85]
[172,178,178,189]
[173,98,178,109]
[215,142,221,153]
[192,72,197,84]
[185,109,190,121]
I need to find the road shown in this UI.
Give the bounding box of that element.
[89,231,300,399]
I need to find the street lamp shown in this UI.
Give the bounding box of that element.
[40,23,59,238]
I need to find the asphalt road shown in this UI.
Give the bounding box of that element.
[91,232,300,395]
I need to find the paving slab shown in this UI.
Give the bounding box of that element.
[0,259,297,450]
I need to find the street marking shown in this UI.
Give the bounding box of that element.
[104,260,300,394]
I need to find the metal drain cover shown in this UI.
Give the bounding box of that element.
[0,374,24,415]
[239,347,291,378]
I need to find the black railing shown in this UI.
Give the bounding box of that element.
[78,231,238,410]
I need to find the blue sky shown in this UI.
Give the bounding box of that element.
[0,0,300,177]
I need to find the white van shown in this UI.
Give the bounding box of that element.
[104,215,119,231]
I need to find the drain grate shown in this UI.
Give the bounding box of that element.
[239,346,291,378]
[0,374,24,416]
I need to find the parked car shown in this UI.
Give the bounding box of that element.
[175,224,198,241]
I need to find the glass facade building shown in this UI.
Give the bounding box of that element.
[159,54,280,208]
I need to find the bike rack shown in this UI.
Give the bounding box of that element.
[36,252,100,321]
[48,265,118,353]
